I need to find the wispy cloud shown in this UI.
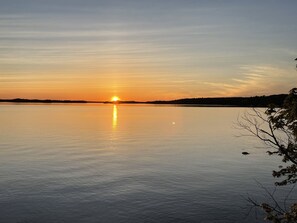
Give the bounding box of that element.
[203,65,295,97]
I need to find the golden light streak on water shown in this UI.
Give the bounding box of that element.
[112,105,118,129]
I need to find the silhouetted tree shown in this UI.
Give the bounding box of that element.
[238,60,297,222]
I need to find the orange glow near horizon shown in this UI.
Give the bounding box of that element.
[0,65,293,101]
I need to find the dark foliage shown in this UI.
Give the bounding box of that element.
[238,88,297,222]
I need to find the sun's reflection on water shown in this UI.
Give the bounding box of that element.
[112,105,117,129]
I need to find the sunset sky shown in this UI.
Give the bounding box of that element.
[0,0,296,101]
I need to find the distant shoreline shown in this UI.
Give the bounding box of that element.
[0,99,88,104]
[0,94,287,107]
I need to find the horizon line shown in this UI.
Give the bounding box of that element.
[0,93,288,104]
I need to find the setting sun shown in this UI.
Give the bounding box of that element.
[111,96,120,102]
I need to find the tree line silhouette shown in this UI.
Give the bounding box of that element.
[149,94,287,107]
[0,94,288,107]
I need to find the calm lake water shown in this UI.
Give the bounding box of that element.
[0,104,293,223]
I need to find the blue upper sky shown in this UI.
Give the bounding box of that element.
[0,0,296,100]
